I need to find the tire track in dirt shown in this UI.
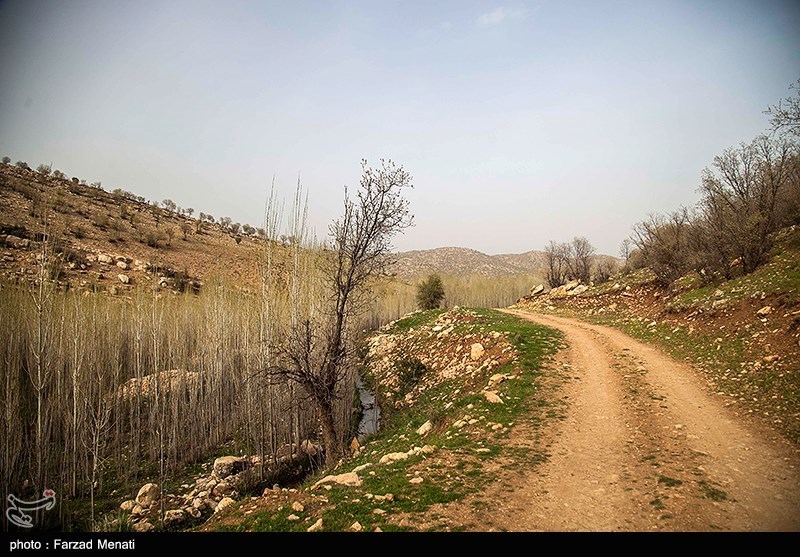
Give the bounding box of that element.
[498,310,800,531]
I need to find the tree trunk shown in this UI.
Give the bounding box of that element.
[317,396,342,467]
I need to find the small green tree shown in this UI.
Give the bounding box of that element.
[416,274,445,310]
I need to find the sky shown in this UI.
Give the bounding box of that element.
[1,0,798,256]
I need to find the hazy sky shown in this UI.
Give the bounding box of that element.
[1,1,798,255]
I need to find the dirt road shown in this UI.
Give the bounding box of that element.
[495,310,800,531]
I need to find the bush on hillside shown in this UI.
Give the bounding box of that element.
[416,274,445,310]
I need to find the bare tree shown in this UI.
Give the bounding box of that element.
[544,240,569,287]
[569,236,595,283]
[269,160,413,466]
[619,238,632,269]
[766,79,800,137]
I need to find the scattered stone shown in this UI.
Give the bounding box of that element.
[186,507,201,519]
[291,501,304,512]
[287,514,300,521]
[98,254,113,264]
[530,284,545,296]
[564,279,580,291]
[416,420,433,436]
[313,472,362,489]
[213,456,249,479]
[116,261,128,270]
[135,483,159,507]
[117,274,130,284]
[307,518,324,532]
[764,355,780,363]
[350,521,363,532]
[215,497,236,514]
[119,500,135,512]
[756,306,773,317]
[353,463,372,473]
[349,437,360,453]
[483,391,504,404]
[409,477,424,484]
[374,527,383,532]
[163,509,185,528]
[131,520,154,533]
[373,508,386,515]
[379,452,409,465]
[470,343,485,360]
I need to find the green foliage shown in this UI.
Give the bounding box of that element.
[416,274,445,310]
[395,356,427,394]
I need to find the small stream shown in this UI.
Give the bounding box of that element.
[355,376,381,441]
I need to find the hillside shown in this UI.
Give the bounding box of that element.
[514,226,800,444]
[0,162,268,292]
[389,247,547,278]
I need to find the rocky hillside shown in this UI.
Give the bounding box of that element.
[189,307,567,532]
[0,162,271,292]
[514,226,800,443]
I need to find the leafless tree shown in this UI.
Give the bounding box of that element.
[544,240,570,287]
[268,160,413,466]
[766,79,800,137]
[569,236,594,283]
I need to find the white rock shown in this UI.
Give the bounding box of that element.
[119,500,135,512]
[116,261,128,270]
[135,483,159,507]
[214,496,236,514]
[307,518,324,532]
[350,521,363,532]
[313,472,362,489]
[416,420,433,436]
[132,520,154,532]
[483,391,504,404]
[379,452,409,465]
[118,274,130,284]
[409,477,424,484]
[470,343,485,360]
[287,514,300,521]
[291,501,304,512]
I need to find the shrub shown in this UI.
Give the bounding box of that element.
[1,156,10,164]
[416,274,445,310]
[395,356,427,395]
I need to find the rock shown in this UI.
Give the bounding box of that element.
[420,445,436,454]
[764,355,780,363]
[530,284,545,296]
[117,274,130,284]
[135,483,160,507]
[313,472,362,489]
[119,500,136,512]
[307,518,324,532]
[214,497,236,514]
[349,437,360,453]
[756,306,773,317]
[488,373,506,386]
[379,452,409,465]
[352,463,372,473]
[212,482,232,497]
[564,279,580,291]
[163,509,185,528]
[416,420,433,436]
[98,254,113,264]
[409,477,424,484]
[131,504,144,516]
[116,261,129,270]
[300,439,320,457]
[291,501,304,512]
[350,521,363,532]
[483,391,504,404]
[373,508,386,515]
[714,289,725,298]
[470,343,485,360]
[213,456,249,479]
[186,507,201,519]
[571,285,588,296]
[287,514,300,521]
[374,527,383,532]
[191,498,205,510]
[132,520,154,533]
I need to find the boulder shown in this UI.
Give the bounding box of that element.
[483,391,504,404]
[135,483,160,507]
[163,509,185,528]
[117,274,130,284]
[349,437,360,453]
[530,284,545,296]
[571,285,589,296]
[300,440,320,457]
[186,507,201,519]
[313,472,362,489]
[131,520,154,533]
[379,452,409,465]
[756,306,773,317]
[307,518,324,532]
[116,261,129,270]
[291,501,304,513]
[470,343,485,360]
[214,497,236,514]
[409,477,424,485]
[564,279,580,291]
[119,500,136,512]
[98,254,113,264]
[213,456,249,479]
[416,420,433,436]
[350,521,363,532]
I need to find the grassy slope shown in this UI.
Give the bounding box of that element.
[518,228,800,443]
[205,308,565,532]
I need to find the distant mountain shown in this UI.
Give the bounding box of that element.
[389,247,548,278]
